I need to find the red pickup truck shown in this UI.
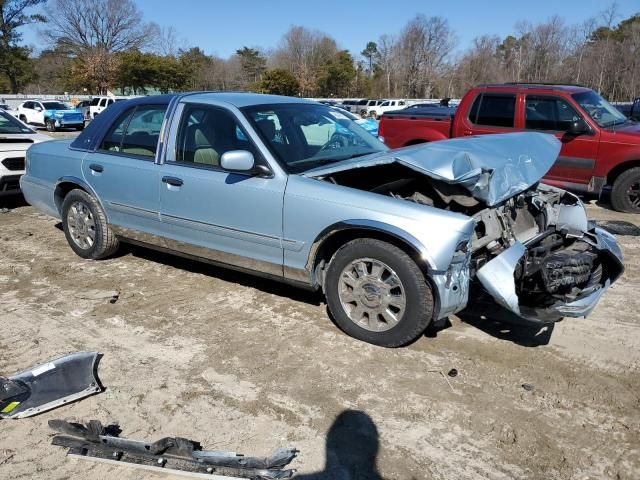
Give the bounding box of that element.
[379,84,640,213]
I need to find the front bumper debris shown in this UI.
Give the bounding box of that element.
[50,419,298,479]
[476,226,624,324]
[1,352,103,419]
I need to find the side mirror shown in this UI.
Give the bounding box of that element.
[566,119,589,136]
[34,106,42,112]
[220,150,255,173]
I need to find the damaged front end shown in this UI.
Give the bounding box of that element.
[307,132,624,323]
[474,185,623,322]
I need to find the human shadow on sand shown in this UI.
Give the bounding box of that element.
[297,410,383,480]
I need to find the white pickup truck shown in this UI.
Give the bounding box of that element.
[367,99,407,119]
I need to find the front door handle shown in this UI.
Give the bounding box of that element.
[162,176,183,187]
[89,163,103,173]
[462,130,474,136]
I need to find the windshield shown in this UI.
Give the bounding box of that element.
[572,91,628,128]
[42,102,69,110]
[0,110,34,134]
[242,103,387,174]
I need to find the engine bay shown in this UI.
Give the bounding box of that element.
[319,163,617,313]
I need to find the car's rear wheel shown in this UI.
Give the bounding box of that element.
[61,189,119,259]
[611,167,640,213]
[45,119,56,132]
[324,238,433,347]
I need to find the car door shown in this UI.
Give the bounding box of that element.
[159,102,286,276]
[33,102,45,125]
[81,104,167,235]
[523,95,599,185]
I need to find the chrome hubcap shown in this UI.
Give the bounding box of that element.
[338,258,406,332]
[66,201,96,250]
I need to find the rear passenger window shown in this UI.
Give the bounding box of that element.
[469,94,516,128]
[99,105,167,158]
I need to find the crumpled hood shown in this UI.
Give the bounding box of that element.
[304,132,562,206]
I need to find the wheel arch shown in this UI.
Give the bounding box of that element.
[606,159,640,187]
[306,220,437,290]
[54,176,107,220]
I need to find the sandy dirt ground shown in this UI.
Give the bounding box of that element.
[0,137,639,479]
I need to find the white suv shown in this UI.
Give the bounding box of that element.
[89,97,126,119]
[368,99,407,119]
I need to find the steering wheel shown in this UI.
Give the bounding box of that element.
[318,133,349,153]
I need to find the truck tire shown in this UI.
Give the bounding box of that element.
[45,119,56,132]
[610,167,640,213]
[324,238,434,347]
[61,189,119,259]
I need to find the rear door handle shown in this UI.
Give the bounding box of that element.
[89,163,103,173]
[162,176,183,187]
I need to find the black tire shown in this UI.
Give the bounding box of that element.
[324,238,434,347]
[61,189,119,259]
[19,115,27,123]
[610,167,640,213]
[45,119,56,132]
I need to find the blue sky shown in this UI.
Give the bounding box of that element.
[21,0,640,59]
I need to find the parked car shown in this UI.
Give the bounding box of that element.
[358,99,386,116]
[615,98,640,122]
[368,99,407,119]
[75,100,92,120]
[0,103,20,118]
[0,110,51,195]
[20,93,623,347]
[340,109,379,136]
[17,100,84,132]
[379,83,640,213]
[89,96,126,119]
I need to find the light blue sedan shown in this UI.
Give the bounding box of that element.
[20,93,623,346]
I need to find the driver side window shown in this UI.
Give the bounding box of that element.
[525,96,580,131]
[172,104,258,169]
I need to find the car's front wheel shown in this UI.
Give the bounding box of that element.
[61,189,119,259]
[45,119,56,132]
[324,238,434,347]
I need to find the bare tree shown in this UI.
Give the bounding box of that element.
[43,0,155,93]
[150,24,184,57]
[395,15,456,97]
[44,0,154,54]
[272,26,337,95]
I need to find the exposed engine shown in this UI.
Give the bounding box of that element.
[320,163,614,313]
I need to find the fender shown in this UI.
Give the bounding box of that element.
[305,219,438,276]
[54,175,109,221]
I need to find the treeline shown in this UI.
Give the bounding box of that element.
[0,0,638,101]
